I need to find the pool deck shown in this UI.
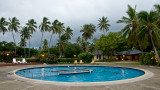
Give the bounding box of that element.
[0,64,160,90]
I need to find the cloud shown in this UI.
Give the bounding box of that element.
[0,0,159,47]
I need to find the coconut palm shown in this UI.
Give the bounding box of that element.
[0,17,8,35]
[56,21,65,57]
[76,36,81,45]
[80,24,96,52]
[8,17,20,55]
[26,19,37,57]
[65,26,73,40]
[137,10,160,63]
[43,39,48,50]
[39,17,50,56]
[48,20,59,54]
[98,16,110,35]
[19,26,30,58]
[117,5,143,51]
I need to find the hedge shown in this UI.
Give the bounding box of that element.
[58,58,79,63]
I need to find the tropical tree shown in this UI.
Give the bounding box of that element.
[137,10,160,63]
[8,17,20,55]
[43,39,48,50]
[64,26,73,40]
[76,36,81,45]
[117,5,144,52]
[98,16,110,35]
[80,24,96,52]
[26,19,37,57]
[0,17,8,35]
[39,17,50,56]
[48,20,59,54]
[55,21,65,57]
[19,26,29,58]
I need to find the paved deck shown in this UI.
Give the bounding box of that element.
[0,64,160,90]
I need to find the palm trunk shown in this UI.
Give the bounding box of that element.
[85,39,88,52]
[11,31,16,55]
[28,35,31,57]
[48,33,53,54]
[134,27,143,53]
[103,28,105,35]
[59,33,62,57]
[38,31,43,56]
[24,38,26,58]
[149,30,160,63]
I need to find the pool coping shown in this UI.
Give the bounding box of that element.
[9,65,154,86]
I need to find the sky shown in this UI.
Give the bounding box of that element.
[0,0,160,48]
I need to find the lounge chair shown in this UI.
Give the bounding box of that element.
[80,60,84,64]
[22,58,27,63]
[12,58,17,63]
[91,60,95,64]
[74,60,78,64]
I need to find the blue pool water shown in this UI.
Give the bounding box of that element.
[16,66,145,82]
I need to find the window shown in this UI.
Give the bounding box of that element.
[97,55,98,59]
[99,55,101,59]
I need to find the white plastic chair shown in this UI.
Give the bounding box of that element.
[22,58,27,63]
[13,58,17,63]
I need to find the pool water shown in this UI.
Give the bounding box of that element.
[16,66,145,82]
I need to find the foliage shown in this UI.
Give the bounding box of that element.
[58,58,78,63]
[78,52,94,62]
[40,54,57,64]
[0,51,15,63]
[64,43,83,58]
[104,58,117,62]
[140,51,157,65]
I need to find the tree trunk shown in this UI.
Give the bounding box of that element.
[149,30,160,63]
[111,49,113,58]
[59,33,62,58]
[28,35,31,57]
[85,39,88,52]
[48,33,53,54]
[38,31,43,56]
[24,38,26,58]
[138,40,143,53]
[11,31,16,55]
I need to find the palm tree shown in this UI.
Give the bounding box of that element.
[0,17,8,35]
[26,19,37,57]
[48,20,59,54]
[43,39,48,50]
[55,21,65,57]
[65,26,73,40]
[19,26,29,58]
[117,5,143,52]
[98,16,110,35]
[80,24,96,52]
[19,38,27,48]
[39,17,50,56]
[137,10,160,63]
[154,4,160,13]
[76,36,81,45]
[8,17,20,55]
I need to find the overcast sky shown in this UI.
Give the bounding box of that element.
[0,0,160,48]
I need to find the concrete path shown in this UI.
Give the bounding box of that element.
[0,65,160,90]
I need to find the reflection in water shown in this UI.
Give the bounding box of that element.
[41,68,44,77]
[121,69,124,77]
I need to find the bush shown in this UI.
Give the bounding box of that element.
[58,58,78,63]
[140,51,157,65]
[78,52,94,63]
[40,54,57,64]
[104,58,116,62]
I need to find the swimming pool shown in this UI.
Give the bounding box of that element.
[15,66,145,82]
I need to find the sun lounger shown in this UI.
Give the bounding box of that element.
[12,58,17,63]
[22,58,27,63]
[74,60,78,64]
[80,60,84,64]
[91,60,95,64]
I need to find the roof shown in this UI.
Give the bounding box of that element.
[119,49,143,55]
[92,50,103,55]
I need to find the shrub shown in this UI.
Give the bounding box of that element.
[104,58,116,62]
[40,54,57,64]
[140,51,157,65]
[58,58,78,63]
[78,52,94,63]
